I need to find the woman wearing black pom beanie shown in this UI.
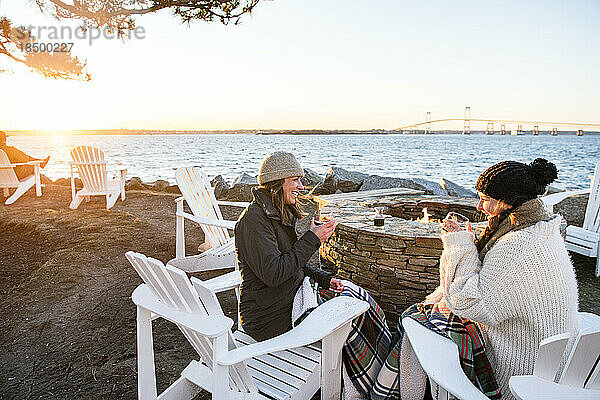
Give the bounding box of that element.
[433,158,579,400]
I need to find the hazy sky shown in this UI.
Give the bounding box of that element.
[1,0,599,131]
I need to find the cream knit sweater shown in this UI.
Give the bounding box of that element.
[437,217,579,400]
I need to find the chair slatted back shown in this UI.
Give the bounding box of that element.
[535,313,600,390]
[559,328,600,389]
[70,146,107,193]
[583,161,600,233]
[125,252,255,393]
[0,150,19,187]
[176,167,230,249]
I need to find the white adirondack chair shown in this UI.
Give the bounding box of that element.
[541,161,600,276]
[126,251,369,400]
[168,167,249,293]
[402,312,600,400]
[0,149,43,205]
[509,312,600,399]
[69,146,127,210]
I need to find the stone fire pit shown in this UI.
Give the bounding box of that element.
[317,194,484,322]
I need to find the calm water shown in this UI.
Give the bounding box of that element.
[9,134,600,190]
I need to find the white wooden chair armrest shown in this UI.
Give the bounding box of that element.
[131,285,233,337]
[218,297,369,366]
[402,317,490,400]
[177,211,237,230]
[217,200,251,208]
[509,375,600,400]
[175,196,185,203]
[191,273,241,294]
[1,160,43,168]
[541,189,591,212]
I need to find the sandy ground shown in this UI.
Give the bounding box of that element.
[0,186,597,399]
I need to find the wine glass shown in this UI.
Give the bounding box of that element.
[444,211,470,230]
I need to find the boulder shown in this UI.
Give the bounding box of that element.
[309,182,331,196]
[211,175,230,199]
[322,167,368,193]
[152,179,170,192]
[53,177,82,189]
[226,172,258,202]
[126,176,147,191]
[52,177,71,186]
[301,168,324,189]
[359,175,428,192]
[40,174,53,185]
[546,185,564,195]
[412,178,449,196]
[166,185,181,195]
[439,178,476,198]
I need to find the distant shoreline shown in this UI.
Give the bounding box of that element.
[7,129,600,136]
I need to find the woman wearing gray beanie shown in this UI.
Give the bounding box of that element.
[235,152,394,399]
[234,151,343,341]
[435,158,579,400]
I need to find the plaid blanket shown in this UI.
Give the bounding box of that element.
[372,299,502,400]
[320,283,501,399]
[319,280,393,398]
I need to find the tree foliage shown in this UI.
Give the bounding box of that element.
[0,0,260,80]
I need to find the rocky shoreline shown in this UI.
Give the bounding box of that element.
[45,166,478,203]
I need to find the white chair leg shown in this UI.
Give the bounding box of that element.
[212,334,230,400]
[321,322,353,400]
[5,177,34,205]
[595,247,600,277]
[120,169,127,201]
[137,306,158,400]
[34,164,41,197]
[176,200,185,259]
[106,192,119,209]
[70,193,84,209]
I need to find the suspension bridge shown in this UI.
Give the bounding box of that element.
[395,107,600,135]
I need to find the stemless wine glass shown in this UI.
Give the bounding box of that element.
[444,211,470,230]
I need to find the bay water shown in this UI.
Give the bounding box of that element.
[10,133,600,191]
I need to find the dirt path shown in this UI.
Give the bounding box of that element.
[0,186,597,399]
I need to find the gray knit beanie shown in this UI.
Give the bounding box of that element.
[258,151,304,186]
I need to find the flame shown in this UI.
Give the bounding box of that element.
[416,208,431,223]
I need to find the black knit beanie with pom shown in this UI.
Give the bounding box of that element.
[475,158,558,207]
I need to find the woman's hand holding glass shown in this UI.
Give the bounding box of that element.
[442,212,472,233]
[310,217,336,242]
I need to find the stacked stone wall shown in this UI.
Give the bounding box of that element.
[320,226,443,322]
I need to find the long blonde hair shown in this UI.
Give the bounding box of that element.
[260,178,305,225]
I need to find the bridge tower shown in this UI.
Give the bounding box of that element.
[533,125,539,135]
[552,128,558,136]
[486,122,494,135]
[463,106,471,135]
[500,124,506,135]
[426,112,432,134]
